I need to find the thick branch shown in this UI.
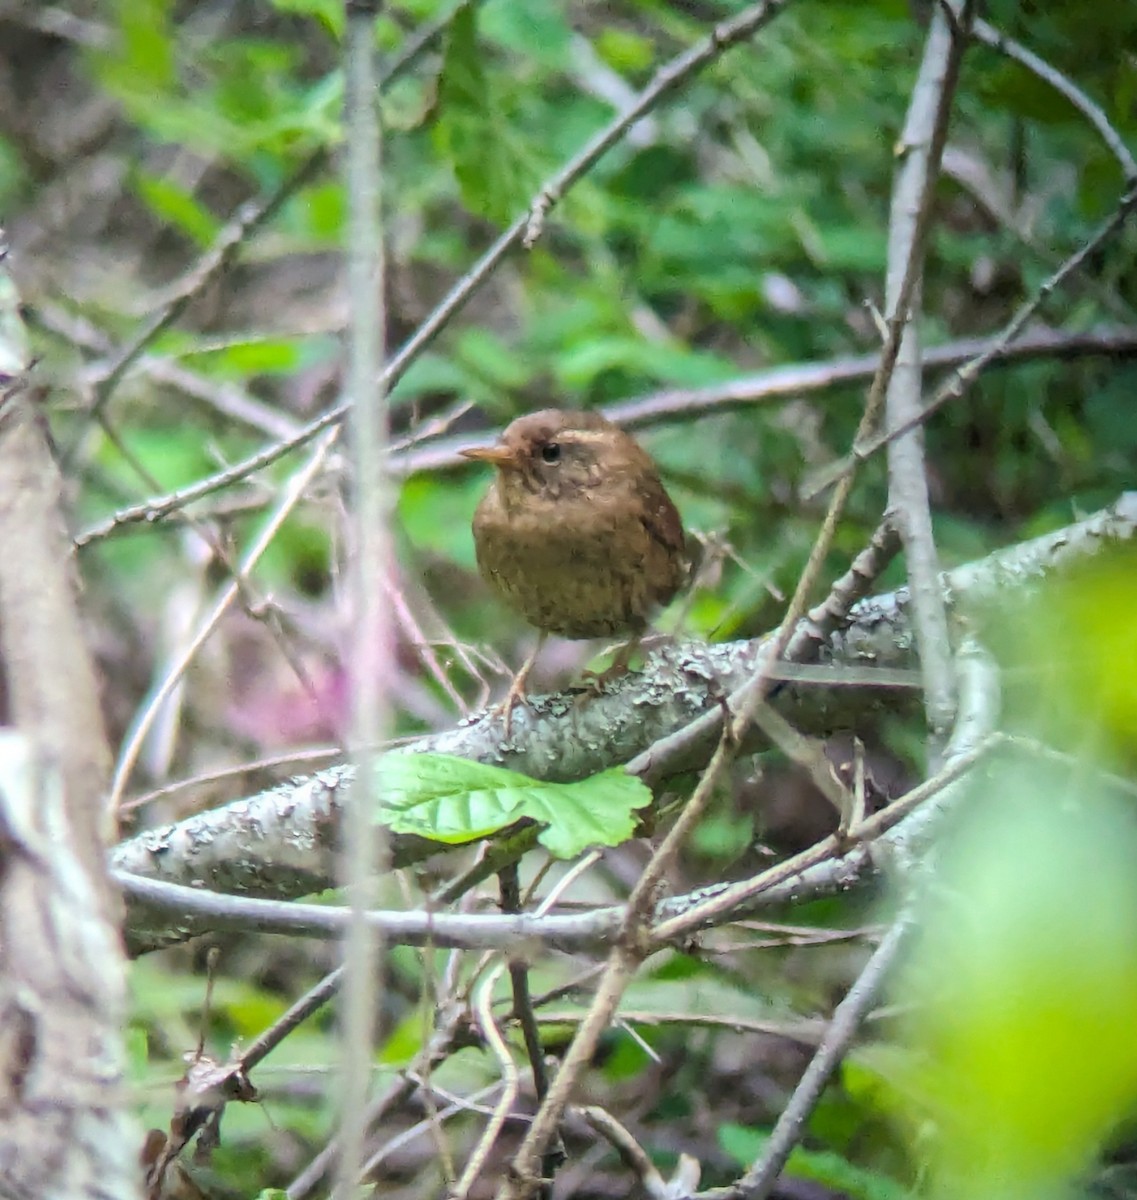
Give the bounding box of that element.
[113,494,1137,954]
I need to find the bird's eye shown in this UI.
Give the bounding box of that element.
[541,442,561,464]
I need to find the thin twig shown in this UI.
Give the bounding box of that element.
[360,1083,503,1179]
[75,326,1137,547]
[108,427,340,809]
[721,912,913,1200]
[242,968,344,1074]
[808,183,1137,496]
[500,865,551,1102]
[452,966,519,1200]
[334,2,390,1197]
[72,0,790,547]
[972,19,1137,182]
[883,0,972,754]
[73,0,459,445]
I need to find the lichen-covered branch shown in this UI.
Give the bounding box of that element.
[114,493,1137,953]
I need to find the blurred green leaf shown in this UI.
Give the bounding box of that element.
[133,171,221,246]
[175,333,307,375]
[398,473,484,568]
[455,327,535,391]
[113,0,175,90]
[719,1123,909,1200]
[894,764,1137,1200]
[268,0,343,38]
[481,0,573,69]
[554,337,737,390]
[433,5,531,225]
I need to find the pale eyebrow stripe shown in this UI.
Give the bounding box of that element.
[556,429,610,445]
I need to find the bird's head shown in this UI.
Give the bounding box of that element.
[460,409,649,500]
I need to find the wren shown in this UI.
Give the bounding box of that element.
[461,409,689,731]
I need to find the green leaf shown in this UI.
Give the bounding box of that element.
[894,761,1137,1200]
[513,768,650,858]
[718,1124,909,1200]
[481,0,572,69]
[133,172,221,247]
[175,333,307,375]
[554,336,737,389]
[433,6,529,225]
[374,752,652,858]
[268,0,343,38]
[114,0,175,91]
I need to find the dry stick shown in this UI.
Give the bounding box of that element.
[606,326,1137,433]
[578,1105,701,1200]
[691,642,1000,1200]
[361,1084,503,1179]
[882,0,972,756]
[91,410,327,773]
[623,516,902,795]
[108,427,340,809]
[500,865,552,1104]
[121,746,343,814]
[72,0,790,548]
[287,834,560,1197]
[112,639,999,962]
[111,732,986,955]
[724,912,913,1200]
[241,967,345,1075]
[288,1000,470,1199]
[453,966,519,1200]
[335,3,391,1199]
[551,1011,828,1046]
[972,19,1137,182]
[689,637,1002,943]
[72,149,323,457]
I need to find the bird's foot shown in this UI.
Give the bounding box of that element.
[579,660,631,693]
[578,636,642,696]
[491,635,545,738]
[497,674,531,738]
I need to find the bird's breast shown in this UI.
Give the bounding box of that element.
[471,486,675,639]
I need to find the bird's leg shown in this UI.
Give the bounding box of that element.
[500,632,546,737]
[580,633,642,693]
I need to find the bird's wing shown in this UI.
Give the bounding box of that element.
[635,474,689,600]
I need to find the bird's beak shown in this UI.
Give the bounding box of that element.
[460,444,518,469]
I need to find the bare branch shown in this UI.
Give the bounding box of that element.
[712,913,913,1200]
[0,245,139,1198]
[112,493,1137,954]
[972,19,1137,182]
[883,0,973,752]
[72,0,793,547]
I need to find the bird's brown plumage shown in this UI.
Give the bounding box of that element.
[463,409,688,640]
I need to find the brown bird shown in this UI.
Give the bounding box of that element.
[461,408,689,732]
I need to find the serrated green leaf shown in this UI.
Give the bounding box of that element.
[378,753,532,842]
[374,752,652,858]
[433,6,527,225]
[518,769,651,858]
